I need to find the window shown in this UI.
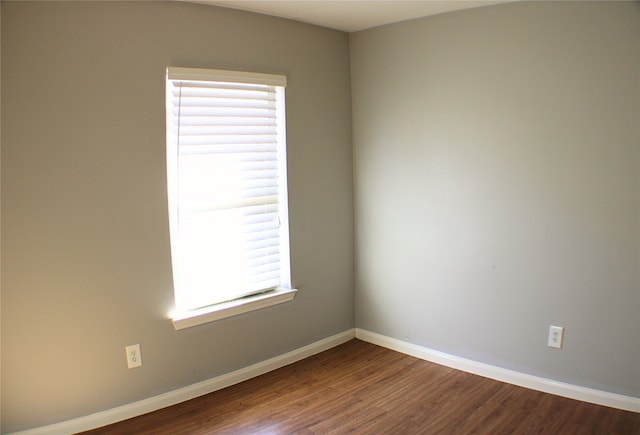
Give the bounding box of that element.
[166,67,296,329]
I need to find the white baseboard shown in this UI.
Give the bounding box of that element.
[14,327,639,434]
[355,328,640,413]
[14,330,356,435]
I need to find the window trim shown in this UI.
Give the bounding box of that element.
[166,67,296,329]
[171,287,297,330]
[167,67,287,87]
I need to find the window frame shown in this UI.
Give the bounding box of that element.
[165,67,296,330]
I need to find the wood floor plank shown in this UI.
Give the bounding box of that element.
[82,340,640,434]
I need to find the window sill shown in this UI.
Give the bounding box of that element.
[171,288,298,330]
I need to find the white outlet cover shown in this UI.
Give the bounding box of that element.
[126,344,142,368]
[548,325,564,349]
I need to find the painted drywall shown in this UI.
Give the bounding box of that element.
[0,2,3,428]
[1,1,353,432]
[351,1,639,398]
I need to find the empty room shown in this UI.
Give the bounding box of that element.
[1,0,639,433]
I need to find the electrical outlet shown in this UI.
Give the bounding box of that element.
[547,326,564,349]
[126,344,142,368]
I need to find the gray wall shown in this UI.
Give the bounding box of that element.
[3,0,639,432]
[0,2,3,428]
[351,1,639,398]
[1,1,353,432]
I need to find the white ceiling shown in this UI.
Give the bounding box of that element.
[190,0,511,33]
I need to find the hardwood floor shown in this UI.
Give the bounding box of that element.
[83,339,640,434]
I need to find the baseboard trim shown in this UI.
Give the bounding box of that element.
[14,327,638,433]
[14,329,356,435]
[355,328,640,413]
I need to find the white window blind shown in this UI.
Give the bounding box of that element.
[166,67,291,313]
